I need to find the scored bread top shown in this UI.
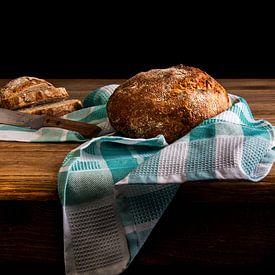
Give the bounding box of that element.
[107,65,231,143]
[0,76,69,109]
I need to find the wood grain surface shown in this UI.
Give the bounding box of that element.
[0,79,275,273]
[0,79,274,201]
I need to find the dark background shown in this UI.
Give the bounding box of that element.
[1,4,274,79]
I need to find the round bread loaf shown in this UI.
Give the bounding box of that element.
[107,65,231,143]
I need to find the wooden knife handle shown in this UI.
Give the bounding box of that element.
[42,116,101,138]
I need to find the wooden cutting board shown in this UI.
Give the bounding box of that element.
[0,79,275,273]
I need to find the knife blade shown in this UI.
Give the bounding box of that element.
[0,108,101,138]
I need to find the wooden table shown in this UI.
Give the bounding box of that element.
[0,79,275,274]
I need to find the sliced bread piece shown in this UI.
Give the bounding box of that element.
[0,76,69,109]
[19,99,83,117]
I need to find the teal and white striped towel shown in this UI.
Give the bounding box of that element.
[0,84,118,142]
[57,85,275,274]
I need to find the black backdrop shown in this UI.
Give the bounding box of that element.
[2,43,275,79]
[1,5,274,79]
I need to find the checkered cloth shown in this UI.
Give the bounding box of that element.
[0,85,118,142]
[57,85,275,274]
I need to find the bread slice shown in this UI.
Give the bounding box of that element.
[0,76,69,110]
[19,99,83,117]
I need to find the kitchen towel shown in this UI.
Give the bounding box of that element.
[58,86,275,274]
[0,84,119,142]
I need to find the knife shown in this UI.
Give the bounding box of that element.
[0,108,101,138]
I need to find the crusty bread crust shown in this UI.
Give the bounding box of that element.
[20,99,83,117]
[107,65,231,143]
[0,76,68,109]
